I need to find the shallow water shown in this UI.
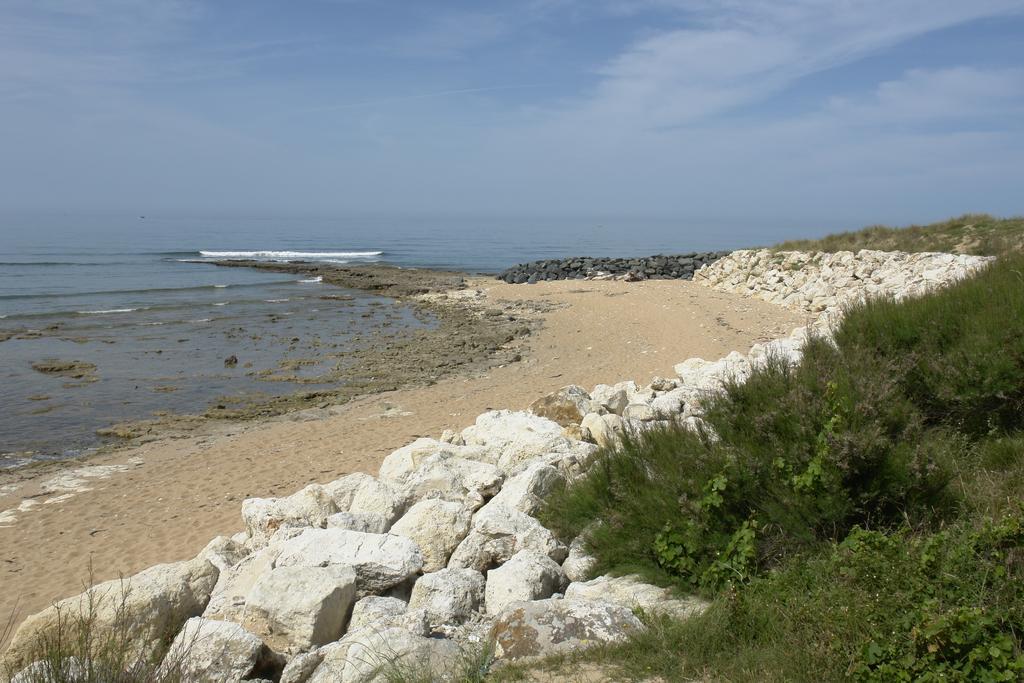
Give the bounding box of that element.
[0,211,769,465]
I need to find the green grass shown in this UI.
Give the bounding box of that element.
[539,253,1024,681]
[773,213,1024,257]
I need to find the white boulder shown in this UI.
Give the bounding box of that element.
[581,412,624,448]
[448,503,567,572]
[378,438,488,483]
[306,627,460,683]
[397,453,504,510]
[486,461,563,515]
[460,410,594,474]
[5,556,219,670]
[161,617,265,683]
[273,529,423,596]
[241,483,338,545]
[389,499,473,572]
[565,574,709,621]
[348,596,407,632]
[326,511,390,534]
[485,550,566,615]
[562,536,598,582]
[408,568,486,626]
[242,565,357,653]
[490,598,644,661]
[324,474,405,527]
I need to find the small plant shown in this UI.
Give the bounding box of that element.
[1,569,195,683]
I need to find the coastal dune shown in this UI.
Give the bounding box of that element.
[0,276,806,642]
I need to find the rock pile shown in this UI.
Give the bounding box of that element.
[497,252,730,284]
[2,247,994,682]
[694,248,993,316]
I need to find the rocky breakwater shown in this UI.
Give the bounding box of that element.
[1,248,993,682]
[497,251,730,284]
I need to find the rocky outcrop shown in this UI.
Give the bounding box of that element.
[498,252,730,284]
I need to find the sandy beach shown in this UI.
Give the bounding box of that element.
[0,275,805,641]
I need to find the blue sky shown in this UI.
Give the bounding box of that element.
[2,0,1023,230]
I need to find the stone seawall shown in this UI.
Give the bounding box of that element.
[694,248,993,315]
[497,251,730,284]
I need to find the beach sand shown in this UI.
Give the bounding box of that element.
[0,277,806,640]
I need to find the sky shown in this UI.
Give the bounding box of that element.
[1,0,1023,231]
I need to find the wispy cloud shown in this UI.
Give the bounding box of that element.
[296,84,548,114]
[562,0,1024,129]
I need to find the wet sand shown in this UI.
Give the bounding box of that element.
[0,274,807,642]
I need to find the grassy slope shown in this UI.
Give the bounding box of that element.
[529,247,1024,681]
[774,213,1024,257]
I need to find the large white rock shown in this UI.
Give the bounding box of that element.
[273,528,423,596]
[198,535,250,573]
[204,545,280,622]
[397,452,504,510]
[485,550,566,615]
[306,627,461,683]
[581,412,624,449]
[565,574,709,620]
[242,564,358,653]
[622,403,657,422]
[651,387,690,418]
[281,650,324,683]
[241,483,338,545]
[161,617,264,683]
[378,438,490,483]
[324,474,405,527]
[5,556,219,670]
[389,499,472,572]
[561,536,598,582]
[460,410,594,474]
[408,568,486,626]
[348,596,408,632]
[486,461,563,516]
[325,511,389,534]
[490,598,644,661]
[448,503,567,572]
[674,351,751,392]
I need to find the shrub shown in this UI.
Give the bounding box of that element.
[543,255,1024,595]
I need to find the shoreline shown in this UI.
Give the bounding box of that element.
[0,274,807,643]
[1,263,534,471]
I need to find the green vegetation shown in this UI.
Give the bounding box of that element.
[539,253,1024,681]
[774,213,1024,257]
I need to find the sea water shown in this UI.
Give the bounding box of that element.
[0,211,765,464]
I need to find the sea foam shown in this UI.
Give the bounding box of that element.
[198,250,382,260]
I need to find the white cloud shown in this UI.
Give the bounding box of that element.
[827,67,1024,122]
[565,0,1024,129]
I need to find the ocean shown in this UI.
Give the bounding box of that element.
[0,212,770,466]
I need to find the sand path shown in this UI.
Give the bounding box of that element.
[0,278,805,639]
